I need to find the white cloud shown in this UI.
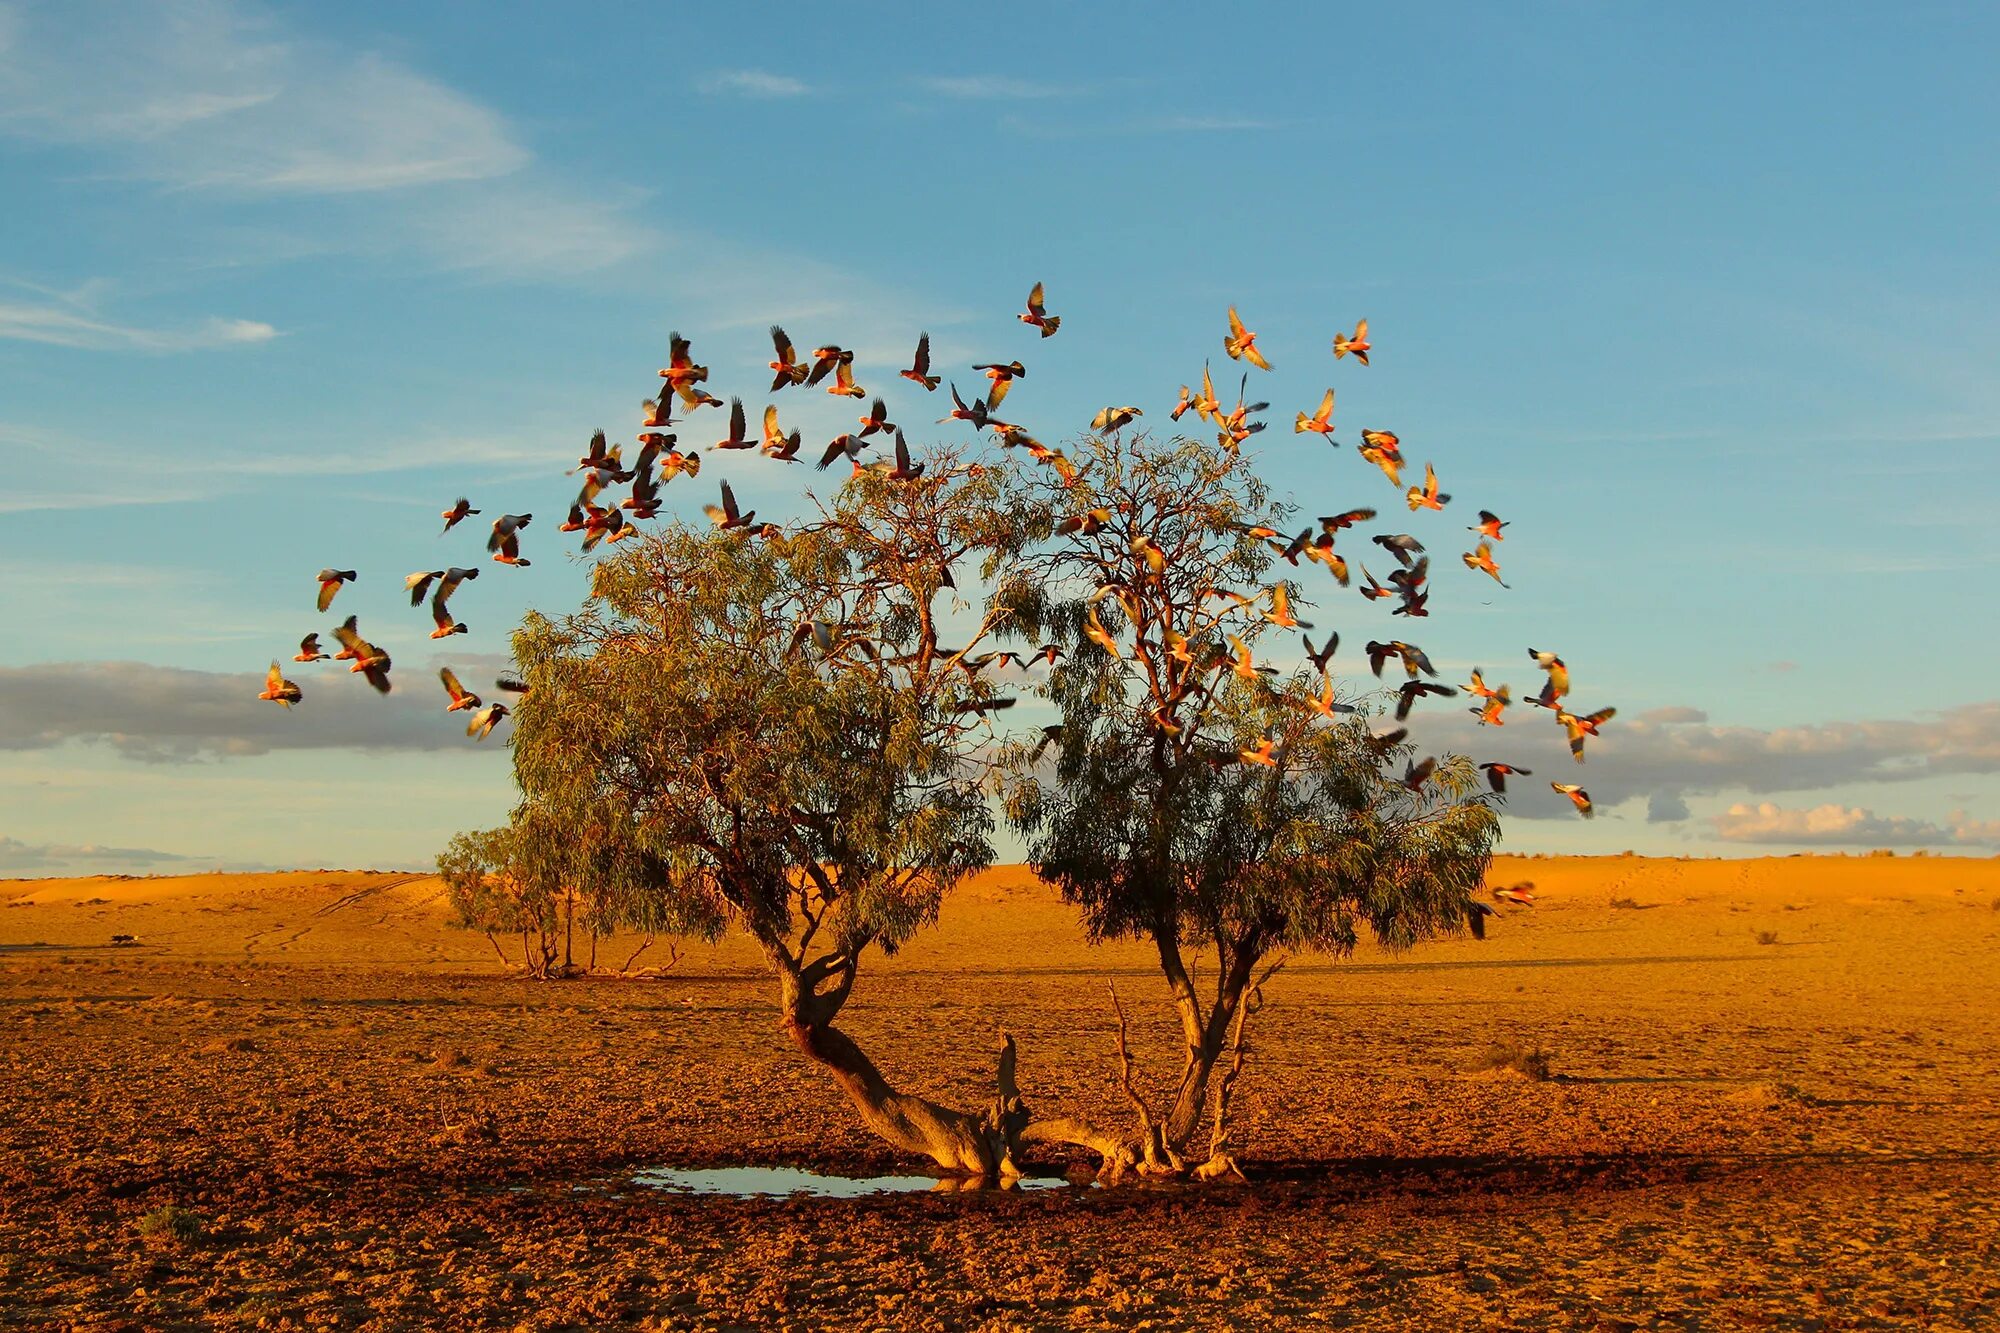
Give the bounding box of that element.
[0,298,277,352]
[1709,802,2000,848]
[699,69,809,98]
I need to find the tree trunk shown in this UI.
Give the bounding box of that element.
[767,943,1019,1176]
[1157,938,1261,1152]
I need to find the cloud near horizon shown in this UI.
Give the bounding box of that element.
[1710,802,2000,848]
[0,661,504,761]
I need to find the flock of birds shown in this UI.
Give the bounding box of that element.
[257,283,1613,819]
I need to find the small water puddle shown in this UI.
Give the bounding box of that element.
[634,1165,1084,1198]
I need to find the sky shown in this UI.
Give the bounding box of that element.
[3,0,1998,874]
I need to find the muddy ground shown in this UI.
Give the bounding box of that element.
[3,856,1998,1330]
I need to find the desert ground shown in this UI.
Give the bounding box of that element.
[3,854,1998,1331]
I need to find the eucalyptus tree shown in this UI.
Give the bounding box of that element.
[998,430,1501,1178]
[470,459,1142,1173]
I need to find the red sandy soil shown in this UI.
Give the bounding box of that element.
[2,855,1998,1330]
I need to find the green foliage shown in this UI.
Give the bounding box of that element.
[1001,430,1500,961]
[135,1204,203,1244]
[493,462,1036,963]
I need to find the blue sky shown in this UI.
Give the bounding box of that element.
[3,0,1997,873]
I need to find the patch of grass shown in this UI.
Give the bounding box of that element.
[1753,930,1781,946]
[1465,1041,1553,1081]
[1608,896,1641,910]
[135,1204,203,1245]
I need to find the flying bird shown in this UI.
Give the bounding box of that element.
[1558,707,1617,762]
[1239,737,1282,767]
[488,515,532,566]
[1372,533,1426,568]
[828,356,866,400]
[1264,584,1310,629]
[1303,631,1339,673]
[294,634,328,663]
[1395,679,1457,721]
[806,345,850,387]
[1295,388,1337,436]
[1470,510,1509,541]
[1018,282,1060,337]
[901,332,940,390]
[315,569,356,613]
[973,360,1026,407]
[768,325,809,390]
[703,480,756,531]
[1405,462,1450,512]
[1331,319,1371,365]
[1478,762,1531,795]
[1092,405,1142,432]
[716,399,756,450]
[658,332,708,389]
[439,667,482,713]
[440,498,480,534]
[858,397,896,439]
[331,617,392,694]
[1528,649,1570,699]
[427,567,479,638]
[259,662,302,708]
[467,702,510,741]
[1552,783,1594,818]
[1463,542,1508,587]
[1223,306,1271,370]
[1357,429,1403,486]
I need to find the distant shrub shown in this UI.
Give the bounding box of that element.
[1466,1041,1552,1081]
[1609,896,1641,910]
[1989,897,2000,913]
[1866,848,1896,858]
[1753,930,1781,946]
[136,1204,203,1245]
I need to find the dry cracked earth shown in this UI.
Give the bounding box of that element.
[3,855,1998,1330]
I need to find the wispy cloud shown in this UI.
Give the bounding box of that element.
[699,69,810,98]
[0,0,653,277]
[913,75,1072,100]
[0,297,276,352]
